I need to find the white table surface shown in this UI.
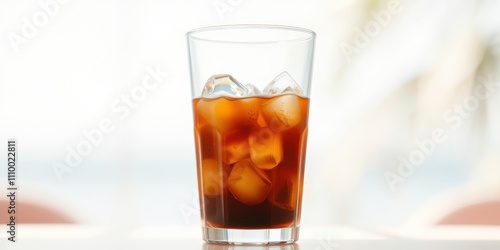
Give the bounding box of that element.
[2,225,500,250]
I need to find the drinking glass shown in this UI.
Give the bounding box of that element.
[187,25,315,245]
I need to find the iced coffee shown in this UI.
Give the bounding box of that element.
[193,72,309,229]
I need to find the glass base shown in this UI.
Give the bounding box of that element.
[202,226,299,245]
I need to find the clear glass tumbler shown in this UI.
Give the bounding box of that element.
[187,25,315,245]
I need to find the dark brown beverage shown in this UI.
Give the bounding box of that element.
[193,94,309,229]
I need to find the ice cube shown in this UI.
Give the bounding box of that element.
[202,74,248,97]
[196,98,239,132]
[245,83,261,96]
[263,72,303,95]
[201,159,228,196]
[223,132,250,164]
[196,96,263,132]
[268,167,299,211]
[256,113,267,128]
[281,86,302,94]
[261,94,302,132]
[237,98,261,128]
[248,128,283,169]
[228,159,272,205]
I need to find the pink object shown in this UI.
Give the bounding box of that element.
[438,200,500,225]
[0,200,75,223]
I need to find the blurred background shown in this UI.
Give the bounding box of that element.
[0,0,499,229]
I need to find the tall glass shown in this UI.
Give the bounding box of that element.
[187,25,315,245]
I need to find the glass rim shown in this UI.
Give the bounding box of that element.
[186,24,316,44]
